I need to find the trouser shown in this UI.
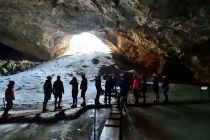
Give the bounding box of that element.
[43,93,51,111]
[2,100,13,116]
[81,89,86,104]
[73,96,77,105]
[154,89,159,102]
[72,91,78,105]
[105,90,111,104]
[142,91,146,104]
[95,89,102,104]
[163,90,168,102]
[133,89,139,104]
[54,94,62,109]
[117,92,127,107]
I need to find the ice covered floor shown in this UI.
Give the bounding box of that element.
[0,32,114,110]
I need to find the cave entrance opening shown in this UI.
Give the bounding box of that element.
[64,32,111,55]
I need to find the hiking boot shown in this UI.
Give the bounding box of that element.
[81,103,86,107]
[42,109,49,113]
[71,105,77,108]
[2,113,8,118]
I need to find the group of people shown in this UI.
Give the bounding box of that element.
[129,73,169,105]
[1,72,169,117]
[100,72,169,107]
[43,74,87,112]
[153,74,169,103]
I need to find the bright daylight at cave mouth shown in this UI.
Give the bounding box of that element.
[65,32,111,55]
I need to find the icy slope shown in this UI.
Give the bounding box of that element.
[0,33,113,109]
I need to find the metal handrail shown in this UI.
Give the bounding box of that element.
[122,103,135,130]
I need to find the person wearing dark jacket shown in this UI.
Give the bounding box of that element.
[70,77,78,108]
[2,80,15,117]
[162,76,169,103]
[153,73,159,103]
[141,75,147,104]
[53,76,64,110]
[105,76,113,104]
[42,76,53,112]
[95,75,102,104]
[80,74,87,107]
[118,73,131,106]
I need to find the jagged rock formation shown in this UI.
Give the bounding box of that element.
[0,0,210,82]
[0,60,40,76]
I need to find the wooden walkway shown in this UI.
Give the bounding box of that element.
[100,106,121,140]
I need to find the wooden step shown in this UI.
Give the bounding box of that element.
[104,124,120,127]
[99,127,120,140]
[105,119,120,126]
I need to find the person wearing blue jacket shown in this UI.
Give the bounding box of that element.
[118,73,131,105]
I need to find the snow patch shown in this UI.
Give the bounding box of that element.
[0,32,113,109]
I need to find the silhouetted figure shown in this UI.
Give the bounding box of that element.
[80,74,87,107]
[141,75,147,104]
[53,76,64,110]
[118,73,131,106]
[105,76,113,104]
[70,77,78,108]
[162,76,169,103]
[2,81,15,117]
[153,74,159,103]
[42,76,53,112]
[133,75,140,104]
[95,75,102,104]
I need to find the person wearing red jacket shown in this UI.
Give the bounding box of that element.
[2,80,15,117]
[133,75,140,104]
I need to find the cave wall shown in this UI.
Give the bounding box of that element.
[104,30,165,76]
[0,0,210,82]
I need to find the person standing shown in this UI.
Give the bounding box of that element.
[80,74,87,107]
[133,75,140,105]
[105,75,113,104]
[112,75,118,91]
[43,76,53,112]
[162,76,169,103]
[118,73,131,106]
[141,75,147,104]
[95,75,102,104]
[153,73,159,103]
[70,77,78,108]
[53,76,64,111]
[2,81,15,117]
